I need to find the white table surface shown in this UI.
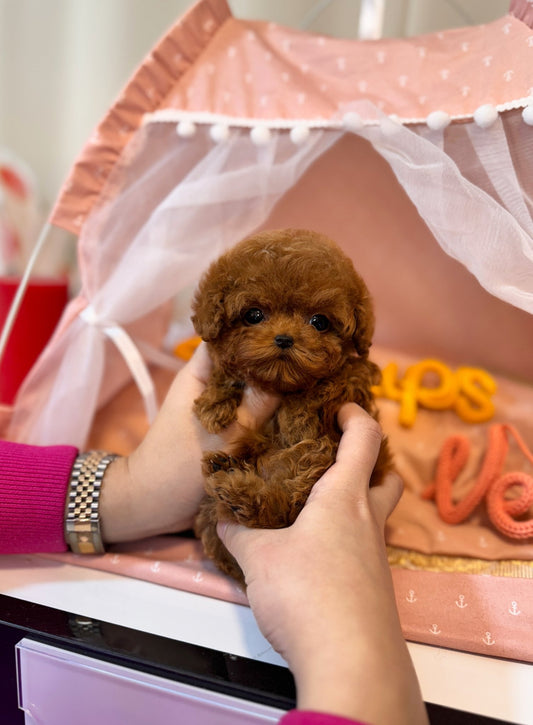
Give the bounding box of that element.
[1,554,532,724]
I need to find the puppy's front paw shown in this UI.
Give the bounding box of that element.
[202,451,237,476]
[210,482,251,524]
[194,397,238,433]
[205,468,288,527]
[200,465,253,524]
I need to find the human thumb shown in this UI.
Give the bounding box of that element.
[235,386,281,431]
[216,520,244,558]
[216,519,268,574]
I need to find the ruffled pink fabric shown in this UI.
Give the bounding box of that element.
[50,0,533,235]
[510,0,533,28]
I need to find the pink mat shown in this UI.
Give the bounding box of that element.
[38,535,533,663]
[38,535,533,662]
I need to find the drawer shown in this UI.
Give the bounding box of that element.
[16,638,285,724]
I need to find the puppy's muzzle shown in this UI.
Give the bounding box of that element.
[274,334,294,349]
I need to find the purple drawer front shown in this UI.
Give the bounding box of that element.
[16,638,284,724]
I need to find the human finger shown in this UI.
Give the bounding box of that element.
[369,471,404,526]
[234,386,281,431]
[216,520,265,570]
[309,403,384,503]
[162,341,212,410]
[180,341,213,387]
[216,520,240,553]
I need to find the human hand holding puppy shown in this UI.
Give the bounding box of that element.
[219,404,428,725]
[100,359,425,725]
[100,343,279,543]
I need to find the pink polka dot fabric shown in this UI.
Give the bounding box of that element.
[50,0,533,234]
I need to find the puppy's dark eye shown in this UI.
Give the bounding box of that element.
[309,314,330,332]
[243,308,265,325]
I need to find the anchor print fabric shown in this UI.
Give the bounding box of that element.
[39,534,533,662]
[393,568,533,661]
[41,534,248,606]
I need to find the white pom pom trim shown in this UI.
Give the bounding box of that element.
[289,125,310,145]
[473,104,498,129]
[210,123,230,142]
[522,104,533,127]
[176,120,197,138]
[342,111,364,132]
[380,115,402,136]
[250,125,271,145]
[426,110,451,131]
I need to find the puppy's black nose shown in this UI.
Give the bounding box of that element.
[274,334,294,349]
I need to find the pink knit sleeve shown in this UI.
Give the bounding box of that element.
[279,711,369,725]
[0,440,78,553]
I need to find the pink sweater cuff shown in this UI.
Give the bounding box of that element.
[0,440,78,553]
[280,711,369,725]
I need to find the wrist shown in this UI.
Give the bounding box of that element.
[99,452,197,543]
[293,632,427,725]
[99,455,147,543]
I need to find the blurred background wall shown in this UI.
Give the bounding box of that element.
[0,0,510,212]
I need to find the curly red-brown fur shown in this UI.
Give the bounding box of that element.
[191,228,393,585]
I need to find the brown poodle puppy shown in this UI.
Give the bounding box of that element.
[191,228,392,584]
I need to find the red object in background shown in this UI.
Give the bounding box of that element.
[0,278,68,404]
[0,165,29,199]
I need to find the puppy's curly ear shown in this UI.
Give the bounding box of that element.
[191,279,227,342]
[352,296,375,358]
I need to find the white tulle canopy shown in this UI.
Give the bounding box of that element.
[7,0,533,447]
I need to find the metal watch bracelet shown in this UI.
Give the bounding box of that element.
[64,451,118,555]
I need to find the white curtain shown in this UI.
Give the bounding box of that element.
[9,100,533,446]
[9,123,340,445]
[359,110,533,312]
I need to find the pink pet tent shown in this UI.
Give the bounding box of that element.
[4,0,533,661]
